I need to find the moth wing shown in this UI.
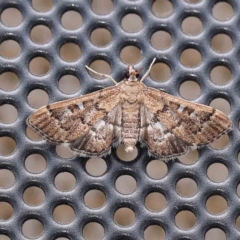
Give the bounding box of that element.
[142,87,232,149]
[27,86,121,144]
[70,105,122,157]
[140,106,189,159]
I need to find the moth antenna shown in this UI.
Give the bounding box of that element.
[85,65,118,85]
[140,58,156,83]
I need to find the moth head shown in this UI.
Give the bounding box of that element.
[126,65,142,81]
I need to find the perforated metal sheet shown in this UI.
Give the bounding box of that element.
[0,0,239,239]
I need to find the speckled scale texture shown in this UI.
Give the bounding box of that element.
[0,0,240,239]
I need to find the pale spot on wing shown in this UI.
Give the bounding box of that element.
[177,104,185,113]
[190,111,196,118]
[155,121,165,132]
[89,130,96,136]
[64,108,72,116]
[163,132,172,139]
[95,120,105,128]
[77,102,84,110]
[147,125,153,131]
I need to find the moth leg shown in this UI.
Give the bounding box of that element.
[85,65,118,85]
[140,58,156,83]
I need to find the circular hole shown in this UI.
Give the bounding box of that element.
[54,172,76,191]
[237,183,240,197]
[0,169,15,188]
[84,189,106,209]
[88,60,111,80]
[60,43,81,62]
[53,204,75,224]
[121,14,143,33]
[175,210,196,230]
[0,235,10,240]
[0,72,19,91]
[28,89,49,108]
[83,222,105,240]
[209,134,230,150]
[150,62,171,82]
[176,178,198,197]
[210,66,231,85]
[146,160,168,179]
[0,136,16,156]
[114,207,135,227]
[22,219,44,239]
[116,144,138,162]
[152,0,173,18]
[29,57,51,76]
[1,8,22,27]
[236,215,240,230]
[211,34,232,53]
[92,0,113,15]
[207,163,228,182]
[30,25,52,44]
[32,0,53,12]
[55,145,74,159]
[210,98,230,115]
[23,186,45,206]
[26,126,43,141]
[0,40,21,59]
[179,149,199,165]
[0,202,13,220]
[61,10,83,30]
[205,228,226,240]
[58,75,80,94]
[115,175,137,194]
[180,48,202,68]
[85,157,107,176]
[0,104,18,123]
[144,225,165,240]
[182,16,203,35]
[151,31,172,50]
[206,195,227,215]
[25,154,46,174]
[145,192,167,212]
[212,2,234,22]
[120,45,141,64]
[179,80,201,100]
[91,28,112,47]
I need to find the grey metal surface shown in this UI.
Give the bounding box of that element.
[0,0,239,239]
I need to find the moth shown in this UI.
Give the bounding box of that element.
[27,58,232,160]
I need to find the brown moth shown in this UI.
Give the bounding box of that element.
[27,59,232,160]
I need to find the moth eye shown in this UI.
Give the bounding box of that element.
[125,72,130,79]
[136,73,139,78]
